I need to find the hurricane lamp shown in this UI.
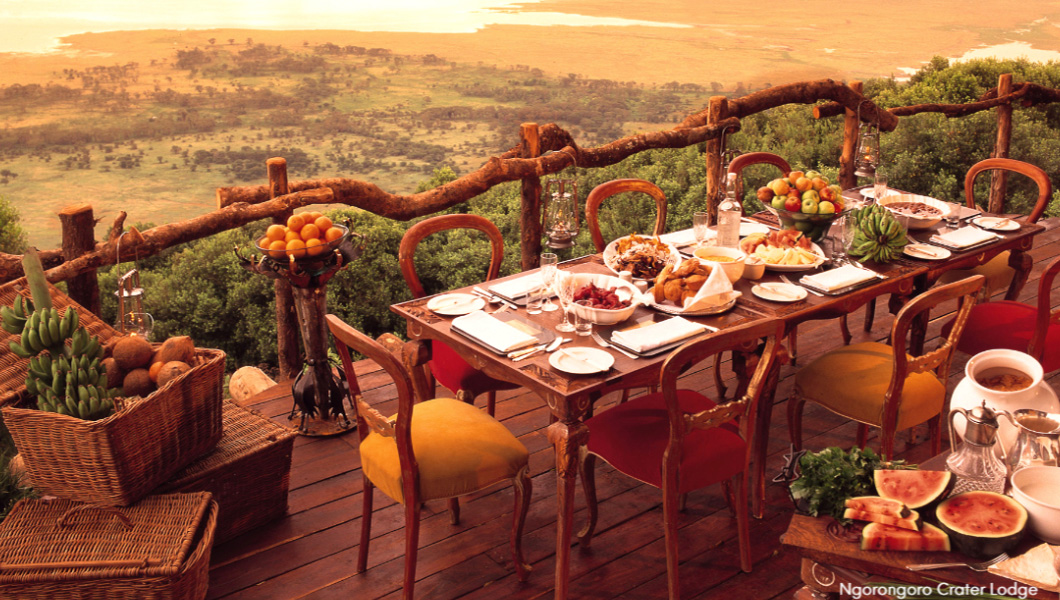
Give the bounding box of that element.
[543,178,579,249]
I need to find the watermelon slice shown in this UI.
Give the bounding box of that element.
[936,491,1027,559]
[861,522,950,552]
[874,469,953,510]
[844,496,909,518]
[843,507,921,531]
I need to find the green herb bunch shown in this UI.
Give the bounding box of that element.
[789,446,912,521]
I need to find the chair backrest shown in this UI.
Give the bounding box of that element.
[726,152,792,179]
[398,214,505,298]
[1031,256,1060,361]
[326,314,417,478]
[657,319,784,468]
[884,275,986,427]
[964,158,1052,223]
[585,179,667,252]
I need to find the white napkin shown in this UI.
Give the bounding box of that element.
[489,274,543,299]
[801,265,876,292]
[931,226,996,249]
[611,316,708,353]
[683,261,739,312]
[451,310,537,353]
[659,229,711,247]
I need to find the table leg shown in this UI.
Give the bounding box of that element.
[547,418,588,600]
[752,354,781,519]
[1005,247,1033,301]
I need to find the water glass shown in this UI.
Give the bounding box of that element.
[692,211,710,248]
[555,273,576,333]
[944,206,961,231]
[873,170,888,204]
[573,300,593,337]
[540,252,558,312]
[526,289,543,314]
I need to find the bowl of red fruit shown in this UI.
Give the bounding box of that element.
[567,273,640,325]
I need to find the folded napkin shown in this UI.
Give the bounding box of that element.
[611,316,707,353]
[801,264,876,292]
[988,544,1059,592]
[659,229,711,247]
[489,274,543,299]
[451,310,537,353]
[683,260,738,312]
[931,226,996,249]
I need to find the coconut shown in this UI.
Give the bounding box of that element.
[122,368,154,397]
[155,336,196,366]
[101,357,125,389]
[112,335,154,370]
[157,361,192,388]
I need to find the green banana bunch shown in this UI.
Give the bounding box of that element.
[1,295,34,335]
[848,204,908,264]
[8,307,70,358]
[28,330,116,421]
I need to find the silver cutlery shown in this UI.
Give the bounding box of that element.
[780,275,824,297]
[907,552,1008,572]
[511,337,570,362]
[591,331,639,359]
[472,287,516,309]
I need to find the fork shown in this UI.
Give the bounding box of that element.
[590,331,638,359]
[906,552,1008,572]
[780,275,824,297]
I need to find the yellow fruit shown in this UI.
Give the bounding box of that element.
[306,238,326,256]
[149,361,164,383]
[314,216,333,232]
[268,239,287,259]
[287,214,306,232]
[284,230,301,243]
[266,224,286,241]
[300,223,321,241]
[770,178,790,196]
[788,170,805,184]
[324,226,344,243]
[795,177,813,192]
[286,238,307,258]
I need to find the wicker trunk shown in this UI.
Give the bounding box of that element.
[160,401,297,543]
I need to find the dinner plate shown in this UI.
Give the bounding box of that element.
[860,187,897,200]
[757,242,827,272]
[426,293,485,316]
[751,283,807,303]
[739,222,771,237]
[549,347,615,375]
[972,216,1020,232]
[903,243,951,261]
[648,293,738,315]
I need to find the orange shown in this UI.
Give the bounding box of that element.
[285,238,307,258]
[300,223,321,241]
[324,226,344,243]
[304,211,323,222]
[258,237,270,249]
[314,216,333,232]
[287,214,306,232]
[266,224,286,241]
[306,238,326,256]
[284,229,300,243]
[267,239,287,259]
[149,361,164,383]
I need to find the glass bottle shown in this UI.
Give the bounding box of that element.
[947,402,1009,495]
[717,172,741,248]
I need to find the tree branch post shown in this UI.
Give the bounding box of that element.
[58,204,101,316]
[705,96,728,225]
[990,73,1013,214]
[839,81,863,190]
[519,123,543,271]
[267,157,302,381]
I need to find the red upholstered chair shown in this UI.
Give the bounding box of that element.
[578,319,784,598]
[943,255,1060,374]
[327,315,532,599]
[586,178,668,252]
[398,214,518,415]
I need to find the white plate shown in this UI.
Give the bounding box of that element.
[903,243,951,261]
[972,216,1020,232]
[739,222,771,237]
[426,293,485,316]
[751,283,807,302]
[549,347,615,375]
[648,294,738,315]
[755,242,827,272]
[860,187,898,200]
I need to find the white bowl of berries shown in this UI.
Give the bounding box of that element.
[566,273,640,325]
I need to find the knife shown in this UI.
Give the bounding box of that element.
[512,337,569,362]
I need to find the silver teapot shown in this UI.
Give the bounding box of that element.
[1002,408,1060,471]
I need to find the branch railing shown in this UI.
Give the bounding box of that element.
[1,75,1058,376]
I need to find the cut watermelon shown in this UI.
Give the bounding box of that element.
[844,496,909,518]
[843,507,921,531]
[874,469,953,510]
[936,491,1026,559]
[861,522,950,552]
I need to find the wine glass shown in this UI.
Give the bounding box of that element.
[873,170,888,205]
[554,272,576,333]
[692,211,710,248]
[540,252,558,312]
[831,216,854,263]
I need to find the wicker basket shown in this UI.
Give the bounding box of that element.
[160,400,296,543]
[0,493,217,600]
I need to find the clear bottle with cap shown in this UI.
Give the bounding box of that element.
[947,401,1009,495]
[717,172,741,248]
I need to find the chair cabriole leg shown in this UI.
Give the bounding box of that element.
[357,475,374,573]
[577,449,598,547]
[512,465,533,581]
[786,392,806,451]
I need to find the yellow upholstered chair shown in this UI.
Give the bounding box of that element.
[787,275,985,460]
[326,314,532,599]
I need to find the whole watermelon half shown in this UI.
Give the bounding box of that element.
[936,491,1027,559]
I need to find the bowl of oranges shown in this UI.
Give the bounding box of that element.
[255,211,348,263]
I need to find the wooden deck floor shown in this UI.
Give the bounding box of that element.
[209,220,1060,600]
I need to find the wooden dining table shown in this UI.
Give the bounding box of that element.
[390,202,1045,600]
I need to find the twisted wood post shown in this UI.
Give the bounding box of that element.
[990,74,1013,213]
[519,123,543,270]
[58,204,101,316]
[839,81,863,190]
[267,157,302,381]
[705,96,728,225]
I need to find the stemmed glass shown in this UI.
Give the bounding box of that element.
[693,211,710,248]
[831,216,855,264]
[540,253,558,312]
[554,272,576,333]
[873,169,888,205]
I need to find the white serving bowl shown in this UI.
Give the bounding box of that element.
[965,349,1045,405]
[692,246,747,283]
[1010,465,1060,544]
[565,273,640,325]
[876,194,950,230]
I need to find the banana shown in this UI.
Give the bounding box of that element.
[25,375,37,395]
[47,308,61,346]
[70,327,85,355]
[1,305,24,334]
[59,308,72,339]
[64,393,78,416]
[98,373,109,390]
[89,396,101,415]
[38,312,54,348]
[26,326,43,354]
[55,404,69,416]
[77,385,90,405]
[40,352,52,374]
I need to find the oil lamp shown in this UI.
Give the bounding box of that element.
[114,232,153,338]
[543,178,579,249]
[854,102,881,179]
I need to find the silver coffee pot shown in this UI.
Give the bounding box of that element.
[1001,408,1060,471]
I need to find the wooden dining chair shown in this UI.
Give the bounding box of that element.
[788,275,985,460]
[326,314,532,599]
[398,213,518,415]
[942,255,1060,374]
[578,318,784,599]
[586,178,667,252]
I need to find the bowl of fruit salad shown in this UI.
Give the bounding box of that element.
[566,273,640,325]
[756,169,847,242]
